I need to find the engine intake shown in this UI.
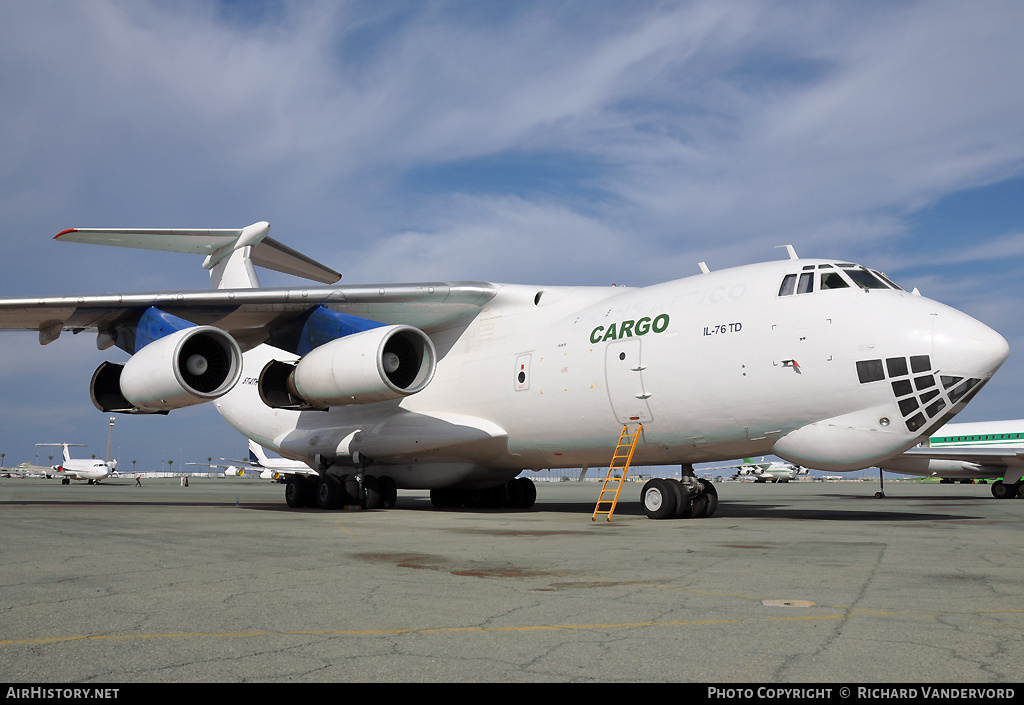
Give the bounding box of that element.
[259,325,436,409]
[91,326,242,413]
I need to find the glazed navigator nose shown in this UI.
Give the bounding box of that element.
[929,306,1009,381]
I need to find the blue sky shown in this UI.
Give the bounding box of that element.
[1,0,1023,472]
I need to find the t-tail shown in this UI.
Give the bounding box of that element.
[54,221,341,290]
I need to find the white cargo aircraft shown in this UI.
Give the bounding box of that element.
[0,222,1009,518]
[878,419,1024,499]
[709,457,809,482]
[36,443,115,485]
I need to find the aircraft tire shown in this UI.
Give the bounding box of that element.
[669,480,690,518]
[1016,481,1024,499]
[992,481,1011,499]
[518,477,537,509]
[284,477,307,508]
[378,476,397,508]
[504,477,525,508]
[363,475,384,510]
[698,479,718,518]
[316,475,343,509]
[641,478,677,520]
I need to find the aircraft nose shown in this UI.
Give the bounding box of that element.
[931,307,1009,379]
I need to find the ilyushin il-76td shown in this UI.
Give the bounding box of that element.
[0,223,1008,519]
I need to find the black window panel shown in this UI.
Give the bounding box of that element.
[910,355,930,372]
[891,379,913,397]
[899,397,920,417]
[948,378,980,404]
[925,399,947,418]
[914,375,936,391]
[857,359,885,383]
[779,274,796,296]
[906,413,927,432]
[919,389,940,404]
[798,272,814,294]
[941,375,963,389]
[886,357,908,377]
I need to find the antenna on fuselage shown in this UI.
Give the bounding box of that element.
[775,245,799,260]
[698,262,710,274]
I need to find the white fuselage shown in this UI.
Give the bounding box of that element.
[55,460,113,482]
[214,259,1008,489]
[880,419,1024,481]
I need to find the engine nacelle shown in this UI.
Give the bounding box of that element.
[259,325,436,409]
[91,326,242,413]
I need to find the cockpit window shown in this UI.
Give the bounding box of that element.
[845,268,890,290]
[779,274,796,296]
[820,272,849,290]
[797,272,814,294]
[872,270,904,291]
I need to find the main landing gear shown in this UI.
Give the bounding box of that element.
[284,472,398,510]
[429,477,537,510]
[640,471,718,520]
[990,480,1024,499]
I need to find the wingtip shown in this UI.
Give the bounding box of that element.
[54,228,77,240]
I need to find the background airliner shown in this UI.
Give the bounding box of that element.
[878,419,1024,498]
[36,443,115,485]
[0,222,1009,518]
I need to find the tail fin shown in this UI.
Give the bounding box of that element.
[248,439,270,466]
[54,221,341,290]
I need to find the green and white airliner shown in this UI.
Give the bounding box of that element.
[879,420,1024,498]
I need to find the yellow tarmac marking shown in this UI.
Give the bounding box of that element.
[0,614,845,647]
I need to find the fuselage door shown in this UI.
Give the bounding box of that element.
[605,339,653,423]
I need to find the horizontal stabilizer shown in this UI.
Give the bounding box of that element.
[55,222,341,285]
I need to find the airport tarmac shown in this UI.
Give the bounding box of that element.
[1,476,1022,684]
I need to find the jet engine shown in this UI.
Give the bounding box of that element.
[259,325,436,409]
[90,326,242,413]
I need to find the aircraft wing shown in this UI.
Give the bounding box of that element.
[894,446,1024,468]
[0,282,498,349]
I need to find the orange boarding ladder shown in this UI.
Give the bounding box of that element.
[592,424,642,521]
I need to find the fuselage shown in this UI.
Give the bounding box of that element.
[215,258,1008,488]
[880,419,1024,481]
[55,459,113,482]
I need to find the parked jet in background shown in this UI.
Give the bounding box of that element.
[710,457,809,482]
[878,419,1024,498]
[0,222,1009,518]
[36,443,115,485]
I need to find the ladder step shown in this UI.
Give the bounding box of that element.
[592,423,642,522]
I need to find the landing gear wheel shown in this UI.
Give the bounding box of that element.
[699,479,718,518]
[316,475,343,509]
[992,481,1011,499]
[285,476,307,508]
[874,491,885,499]
[689,483,709,518]
[362,475,383,510]
[517,477,537,509]
[670,480,691,519]
[505,478,525,508]
[641,478,677,519]
[378,476,398,508]
[1016,481,1024,499]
